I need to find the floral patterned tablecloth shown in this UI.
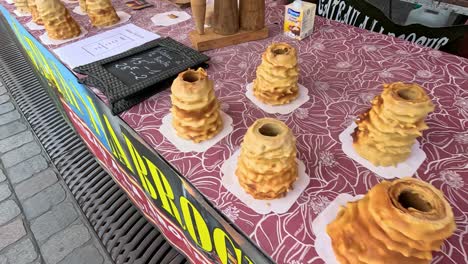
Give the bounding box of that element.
[2,0,467,263]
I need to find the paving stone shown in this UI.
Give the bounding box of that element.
[30,202,78,242]
[0,131,34,154]
[0,121,27,140]
[0,200,20,225]
[3,238,38,264]
[0,111,20,126]
[0,85,5,95]
[1,141,42,168]
[7,155,48,184]
[23,183,65,219]
[0,95,9,104]
[0,170,5,182]
[58,244,103,264]
[0,102,14,115]
[15,169,57,201]
[0,183,11,202]
[0,218,26,251]
[41,224,90,264]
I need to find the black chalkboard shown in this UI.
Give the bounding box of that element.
[104,46,186,86]
[73,37,210,114]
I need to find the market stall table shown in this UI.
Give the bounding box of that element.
[1,0,466,263]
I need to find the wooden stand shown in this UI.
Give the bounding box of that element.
[189,27,269,51]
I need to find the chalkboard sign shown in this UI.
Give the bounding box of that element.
[73,37,210,114]
[104,46,186,86]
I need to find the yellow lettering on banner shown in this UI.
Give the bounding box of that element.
[51,63,82,114]
[213,228,243,264]
[102,115,135,174]
[146,159,184,228]
[86,95,105,135]
[68,80,84,114]
[180,197,212,251]
[29,42,54,83]
[73,89,103,136]
[21,38,39,70]
[123,134,157,199]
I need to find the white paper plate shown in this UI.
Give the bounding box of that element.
[245,82,309,115]
[39,27,87,45]
[25,20,45,30]
[339,122,426,179]
[72,6,86,16]
[221,150,310,214]
[151,11,191,27]
[13,9,31,17]
[159,111,233,153]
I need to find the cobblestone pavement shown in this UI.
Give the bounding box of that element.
[0,80,113,264]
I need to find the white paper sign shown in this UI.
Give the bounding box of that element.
[159,111,233,153]
[245,82,309,115]
[221,150,310,214]
[312,193,365,264]
[339,123,426,179]
[53,24,160,68]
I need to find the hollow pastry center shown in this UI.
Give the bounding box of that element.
[258,123,282,137]
[182,71,200,83]
[397,88,419,101]
[272,47,289,55]
[397,190,433,212]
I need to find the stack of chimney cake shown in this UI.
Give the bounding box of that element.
[327,177,456,264]
[253,43,300,105]
[352,82,434,167]
[36,0,81,40]
[236,118,298,200]
[14,0,30,14]
[85,0,120,27]
[28,0,43,25]
[170,68,223,143]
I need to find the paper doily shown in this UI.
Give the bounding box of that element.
[221,150,310,214]
[245,82,309,115]
[159,111,233,153]
[339,122,427,179]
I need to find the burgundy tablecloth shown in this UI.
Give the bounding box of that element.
[2,0,467,263]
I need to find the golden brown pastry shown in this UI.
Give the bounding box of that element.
[36,0,81,40]
[85,0,120,27]
[253,43,300,105]
[79,0,87,12]
[352,82,434,166]
[14,0,30,13]
[327,178,456,264]
[236,118,298,199]
[171,68,223,143]
[27,0,43,25]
